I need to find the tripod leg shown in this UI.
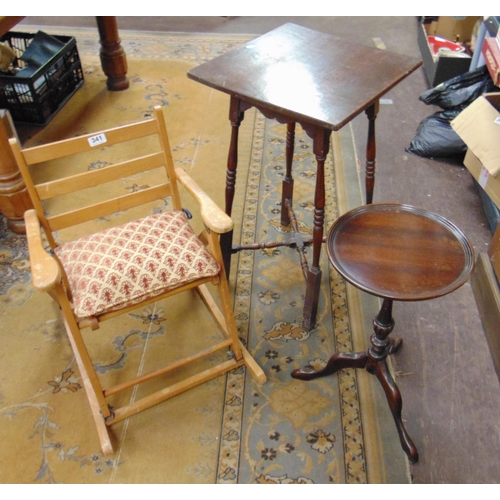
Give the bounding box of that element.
[388,337,403,355]
[292,351,368,381]
[375,359,419,463]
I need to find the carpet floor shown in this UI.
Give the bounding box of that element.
[0,26,411,483]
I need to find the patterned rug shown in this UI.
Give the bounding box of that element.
[0,26,410,483]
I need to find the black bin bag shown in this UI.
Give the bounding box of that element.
[408,110,467,158]
[407,66,495,158]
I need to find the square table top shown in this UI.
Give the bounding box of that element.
[188,23,422,131]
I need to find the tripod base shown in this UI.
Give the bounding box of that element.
[292,299,419,464]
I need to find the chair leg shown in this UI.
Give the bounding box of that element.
[62,317,114,455]
[214,279,243,360]
[196,282,239,355]
[55,286,114,454]
[196,283,266,384]
[203,230,243,360]
[239,342,267,384]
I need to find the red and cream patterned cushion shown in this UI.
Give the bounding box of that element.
[54,210,220,319]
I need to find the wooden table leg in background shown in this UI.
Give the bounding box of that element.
[96,16,129,92]
[365,100,379,205]
[302,126,332,331]
[220,97,251,276]
[281,122,295,227]
[0,111,33,233]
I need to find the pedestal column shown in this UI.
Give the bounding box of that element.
[0,110,32,233]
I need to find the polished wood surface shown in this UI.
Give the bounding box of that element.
[327,203,475,301]
[0,16,25,36]
[294,203,475,463]
[188,23,422,330]
[188,23,422,131]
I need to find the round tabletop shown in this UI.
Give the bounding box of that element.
[326,203,475,301]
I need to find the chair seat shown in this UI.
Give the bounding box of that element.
[54,210,220,318]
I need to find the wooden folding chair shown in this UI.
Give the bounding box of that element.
[9,106,266,455]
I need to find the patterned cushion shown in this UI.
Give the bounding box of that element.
[54,210,220,319]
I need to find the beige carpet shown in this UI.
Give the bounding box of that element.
[0,26,410,483]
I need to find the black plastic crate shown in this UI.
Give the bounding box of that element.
[0,31,84,125]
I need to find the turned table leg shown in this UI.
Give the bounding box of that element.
[96,16,129,92]
[281,122,295,227]
[302,127,331,331]
[220,97,249,276]
[365,100,379,205]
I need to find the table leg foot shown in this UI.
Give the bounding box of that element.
[388,337,403,355]
[375,359,419,463]
[96,16,129,92]
[292,351,368,380]
[303,267,322,331]
[105,75,130,92]
[5,217,26,234]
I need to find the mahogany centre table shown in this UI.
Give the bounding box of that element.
[187,23,422,331]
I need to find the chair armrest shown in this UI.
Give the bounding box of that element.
[174,167,233,234]
[24,210,61,292]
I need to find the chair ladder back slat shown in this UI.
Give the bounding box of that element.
[153,107,182,211]
[8,137,58,249]
[46,184,172,231]
[35,152,166,201]
[21,119,159,165]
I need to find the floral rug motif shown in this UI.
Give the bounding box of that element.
[214,114,367,484]
[0,26,409,483]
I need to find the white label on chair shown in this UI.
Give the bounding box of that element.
[479,165,489,189]
[88,133,107,147]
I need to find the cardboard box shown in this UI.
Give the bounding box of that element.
[482,37,500,86]
[472,251,500,384]
[418,17,477,87]
[426,16,480,44]
[463,149,500,209]
[489,222,500,279]
[473,220,500,384]
[451,93,500,178]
